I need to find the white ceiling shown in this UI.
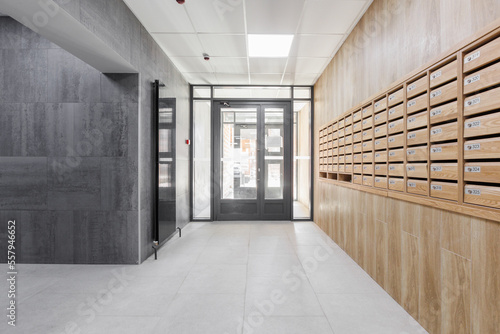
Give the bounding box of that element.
[124,0,373,86]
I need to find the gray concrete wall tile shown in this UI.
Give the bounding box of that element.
[100,73,138,104]
[73,210,137,264]
[52,210,75,263]
[18,211,54,263]
[0,103,23,156]
[21,24,60,49]
[0,49,48,103]
[101,157,137,211]
[45,103,76,156]
[47,157,101,210]
[73,103,128,157]
[47,49,101,103]
[0,211,23,263]
[54,0,81,20]
[0,17,22,49]
[0,157,48,210]
[22,103,48,156]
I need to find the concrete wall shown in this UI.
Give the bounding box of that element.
[0,17,139,264]
[0,0,190,264]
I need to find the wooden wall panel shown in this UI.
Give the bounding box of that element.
[386,200,402,302]
[402,232,419,320]
[471,0,500,32]
[441,250,471,334]
[439,0,473,52]
[441,212,471,260]
[375,219,388,288]
[364,211,376,279]
[418,207,442,334]
[356,211,366,268]
[313,1,500,333]
[471,218,500,334]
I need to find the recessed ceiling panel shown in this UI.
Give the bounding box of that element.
[294,73,320,85]
[153,34,204,57]
[124,0,373,85]
[286,57,330,74]
[290,34,344,58]
[210,57,248,74]
[246,0,306,34]
[300,0,368,34]
[249,58,288,74]
[198,34,247,57]
[170,57,213,73]
[215,73,250,85]
[281,73,294,85]
[183,72,218,85]
[185,1,245,33]
[250,74,284,85]
[123,0,194,33]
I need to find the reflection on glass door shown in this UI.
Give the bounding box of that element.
[153,81,176,245]
[214,102,291,221]
[265,108,285,200]
[221,108,258,200]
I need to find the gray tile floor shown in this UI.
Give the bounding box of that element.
[1,222,428,334]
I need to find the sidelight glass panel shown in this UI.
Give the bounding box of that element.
[193,100,211,219]
[221,108,258,199]
[293,87,311,99]
[193,86,211,98]
[264,107,285,199]
[293,101,311,219]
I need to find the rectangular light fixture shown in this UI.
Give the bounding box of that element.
[248,34,294,58]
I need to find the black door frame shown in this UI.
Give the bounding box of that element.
[152,81,177,246]
[189,85,315,222]
[212,100,293,221]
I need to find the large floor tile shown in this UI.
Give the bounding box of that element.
[295,244,355,267]
[245,276,323,316]
[197,245,249,265]
[178,264,247,294]
[154,293,245,334]
[249,236,296,254]
[243,316,334,334]
[78,316,161,334]
[307,264,386,294]
[317,293,428,334]
[247,254,304,278]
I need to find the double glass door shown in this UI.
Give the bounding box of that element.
[214,102,291,220]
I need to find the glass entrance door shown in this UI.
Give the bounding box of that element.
[214,102,291,220]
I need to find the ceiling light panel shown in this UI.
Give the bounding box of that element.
[248,34,294,58]
[246,0,306,34]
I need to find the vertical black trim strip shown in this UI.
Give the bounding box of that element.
[310,86,315,222]
[152,80,159,242]
[189,85,194,222]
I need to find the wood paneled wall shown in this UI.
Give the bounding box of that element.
[313,1,500,333]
